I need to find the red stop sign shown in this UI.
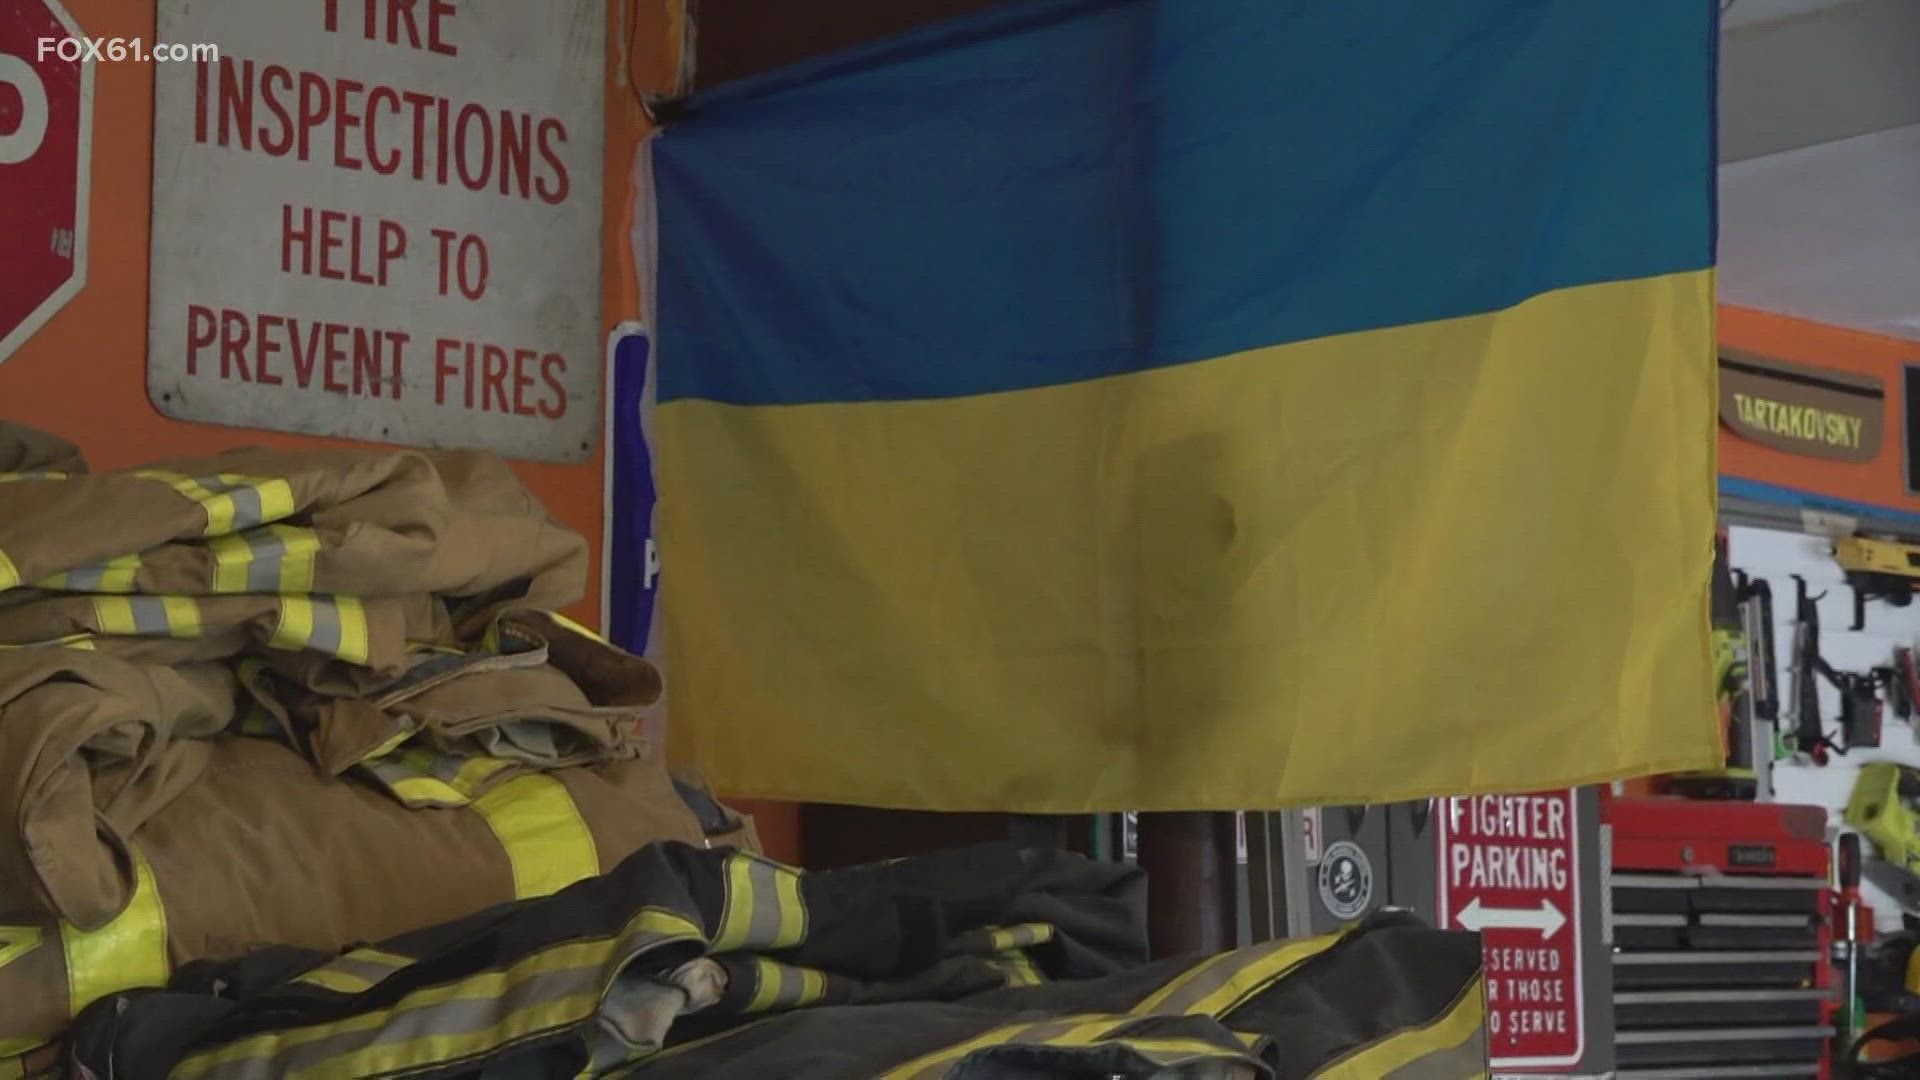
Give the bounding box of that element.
[0,0,90,364]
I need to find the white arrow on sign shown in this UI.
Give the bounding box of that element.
[1455,897,1566,941]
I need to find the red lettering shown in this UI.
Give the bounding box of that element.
[318,210,348,281]
[186,305,216,375]
[434,339,461,405]
[462,341,476,409]
[259,66,295,154]
[289,318,322,387]
[323,0,341,32]
[388,0,423,50]
[454,103,491,191]
[281,205,313,275]
[434,98,451,186]
[218,58,253,150]
[255,314,286,386]
[402,91,434,180]
[352,327,382,396]
[427,0,457,55]
[194,60,209,143]
[431,227,456,296]
[333,78,364,170]
[324,324,350,394]
[538,353,566,419]
[456,234,487,300]
[385,331,409,400]
[377,220,406,286]
[297,71,330,161]
[365,85,401,173]
[498,112,531,200]
[510,348,538,416]
[220,310,253,381]
[481,345,510,412]
[535,119,569,205]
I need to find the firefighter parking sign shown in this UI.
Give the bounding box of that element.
[1437,790,1584,1070]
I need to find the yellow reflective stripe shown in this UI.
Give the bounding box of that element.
[250,479,297,532]
[0,634,98,652]
[91,596,134,634]
[211,526,321,594]
[0,547,18,592]
[0,1050,29,1077]
[269,596,370,663]
[773,860,805,949]
[336,596,369,664]
[544,610,609,644]
[797,966,826,1007]
[745,958,785,1014]
[1182,934,1343,1017]
[386,775,469,807]
[985,923,1054,952]
[880,1015,1121,1080]
[743,959,830,1015]
[134,471,297,537]
[172,906,698,1080]
[470,774,598,899]
[364,727,419,763]
[209,534,249,592]
[1133,929,1347,1018]
[0,470,66,482]
[713,854,808,953]
[451,755,515,793]
[90,595,202,638]
[293,948,415,996]
[714,856,755,951]
[991,949,1043,987]
[38,554,141,594]
[164,596,201,638]
[61,847,168,1018]
[271,597,314,652]
[0,926,43,971]
[1130,952,1235,1015]
[1312,975,1487,1079]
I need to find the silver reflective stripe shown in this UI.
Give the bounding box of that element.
[307,599,343,656]
[747,960,827,1013]
[245,529,289,592]
[129,597,173,635]
[196,965,604,1080]
[742,859,783,948]
[64,565,110,591]
[428,754,466,784]
[1137,952,1242,1016]
[715,854,805,952]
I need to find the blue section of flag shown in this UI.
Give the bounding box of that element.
[654,0,1716,407]
[607,330,657,654]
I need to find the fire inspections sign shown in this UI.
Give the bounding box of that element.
[148,0,605,462]
[1436,790,1583,1070]
[0,0,92,366]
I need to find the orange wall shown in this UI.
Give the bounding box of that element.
[0,0,799,862]
[1720,304,1920,515]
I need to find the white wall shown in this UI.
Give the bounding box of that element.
[1733,524,1920,931]
[1720,0,1920,163]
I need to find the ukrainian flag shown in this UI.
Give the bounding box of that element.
[647,0,1721,811]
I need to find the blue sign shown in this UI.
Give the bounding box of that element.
[607,326,658,653]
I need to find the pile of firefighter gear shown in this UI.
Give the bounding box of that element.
[2,422,1490,1076]
[60,842,1487,1078]
[0,425,746,1071]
